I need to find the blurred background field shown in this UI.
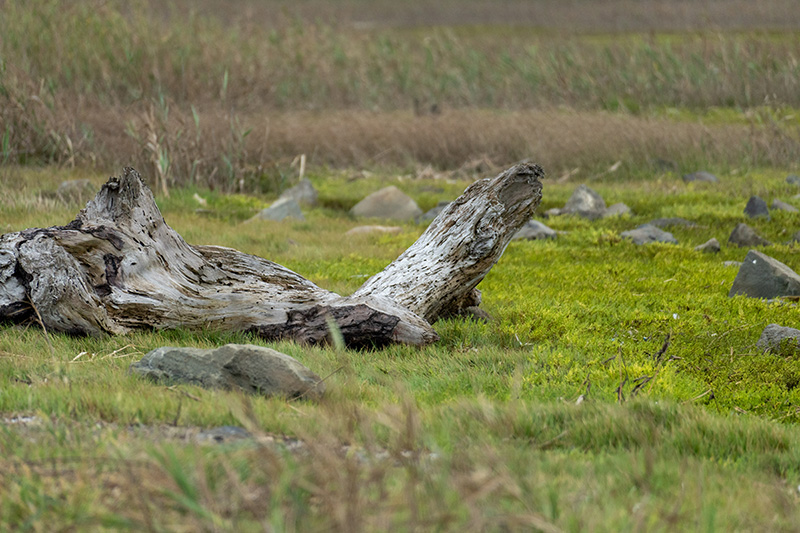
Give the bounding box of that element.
[3,0,800,192]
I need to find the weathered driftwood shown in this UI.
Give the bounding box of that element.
[0,164,543,347]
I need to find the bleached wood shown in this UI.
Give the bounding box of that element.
[353,163,544,322]
[0,164,542,346]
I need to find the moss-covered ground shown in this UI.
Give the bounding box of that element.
[1,165,799,530]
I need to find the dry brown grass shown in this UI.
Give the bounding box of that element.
[54,104,800,189]
[162,0,800,32]
[3,0,800,190]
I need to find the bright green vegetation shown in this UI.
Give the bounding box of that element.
[3,0,800,528]
[1,165,799,530]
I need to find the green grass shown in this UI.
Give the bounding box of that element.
[1,165,800,529]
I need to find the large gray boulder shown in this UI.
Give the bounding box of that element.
[563,184,606,219]
[279,179,318,207]
[350,186,422,220]
[251,197,305,221]
[757,324,800,355]
[744,196,770,219]
[513,220,557,240]
[621,224,678,245]
[728,250,800,299]
[728,223,771,247]
[682,171,718,183]
[130,344,325,400]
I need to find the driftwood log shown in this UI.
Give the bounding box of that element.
[0,164,543,347]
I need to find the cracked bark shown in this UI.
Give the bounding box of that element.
[0,164,543,347]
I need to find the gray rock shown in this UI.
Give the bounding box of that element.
[729,250,800,299]
[350,186,422,220]
[728,223,771,247]
[792,231,800,244]
[647,217,697,228]
[513,220,557,240]
[744,196,770,219]
[682,171,718,183]
[757,324,800,355]
[279,179,318,207]
[252,197,305,221]
[620,224,678,245]
[771,199,799,213]
[787,175,800,186]
[416,201,450,223]
[563,184,606,219]
[543,207,565,218]
[603,203,632,218]
[130,344,325,400]
[345,225,402,236]
[694,238,721,253]
[57,179,96,204]
[196,426,253,444]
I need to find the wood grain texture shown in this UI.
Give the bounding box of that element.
[0,164,543,346]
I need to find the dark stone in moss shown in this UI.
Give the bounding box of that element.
[621,224,677,245]
[757,324,800,355]
[728,223,771,247]
[744,196,770,219]
[729,250,800,299]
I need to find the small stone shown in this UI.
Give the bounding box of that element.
[279,179,318,207]
[744,196,770,219]
[771,199,799,213]
[723,261,742,268]
[792,231,800,244]
[56,179,96,205]
[603,203,632,218]
[728,223,771,247]
[695,238,721,253]
[787,175,800,186]
[130,344,326,400]
[563,184,606,219]
[345,225,403,236]
[513,220,557,240]
[543,207,564,218]
[647,217,697,228]
[620,224,678,245]
[756,324,800,355]
[729,250,800,299]
[350,186,422,220]
[682,171,718,183]
[416,201,450,223]
[196,426,253,444]
[251,198,305,221]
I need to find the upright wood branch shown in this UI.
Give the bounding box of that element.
[353,163,544,322]
[0,163,543,347]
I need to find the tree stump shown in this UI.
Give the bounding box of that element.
[0,164,543,347]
